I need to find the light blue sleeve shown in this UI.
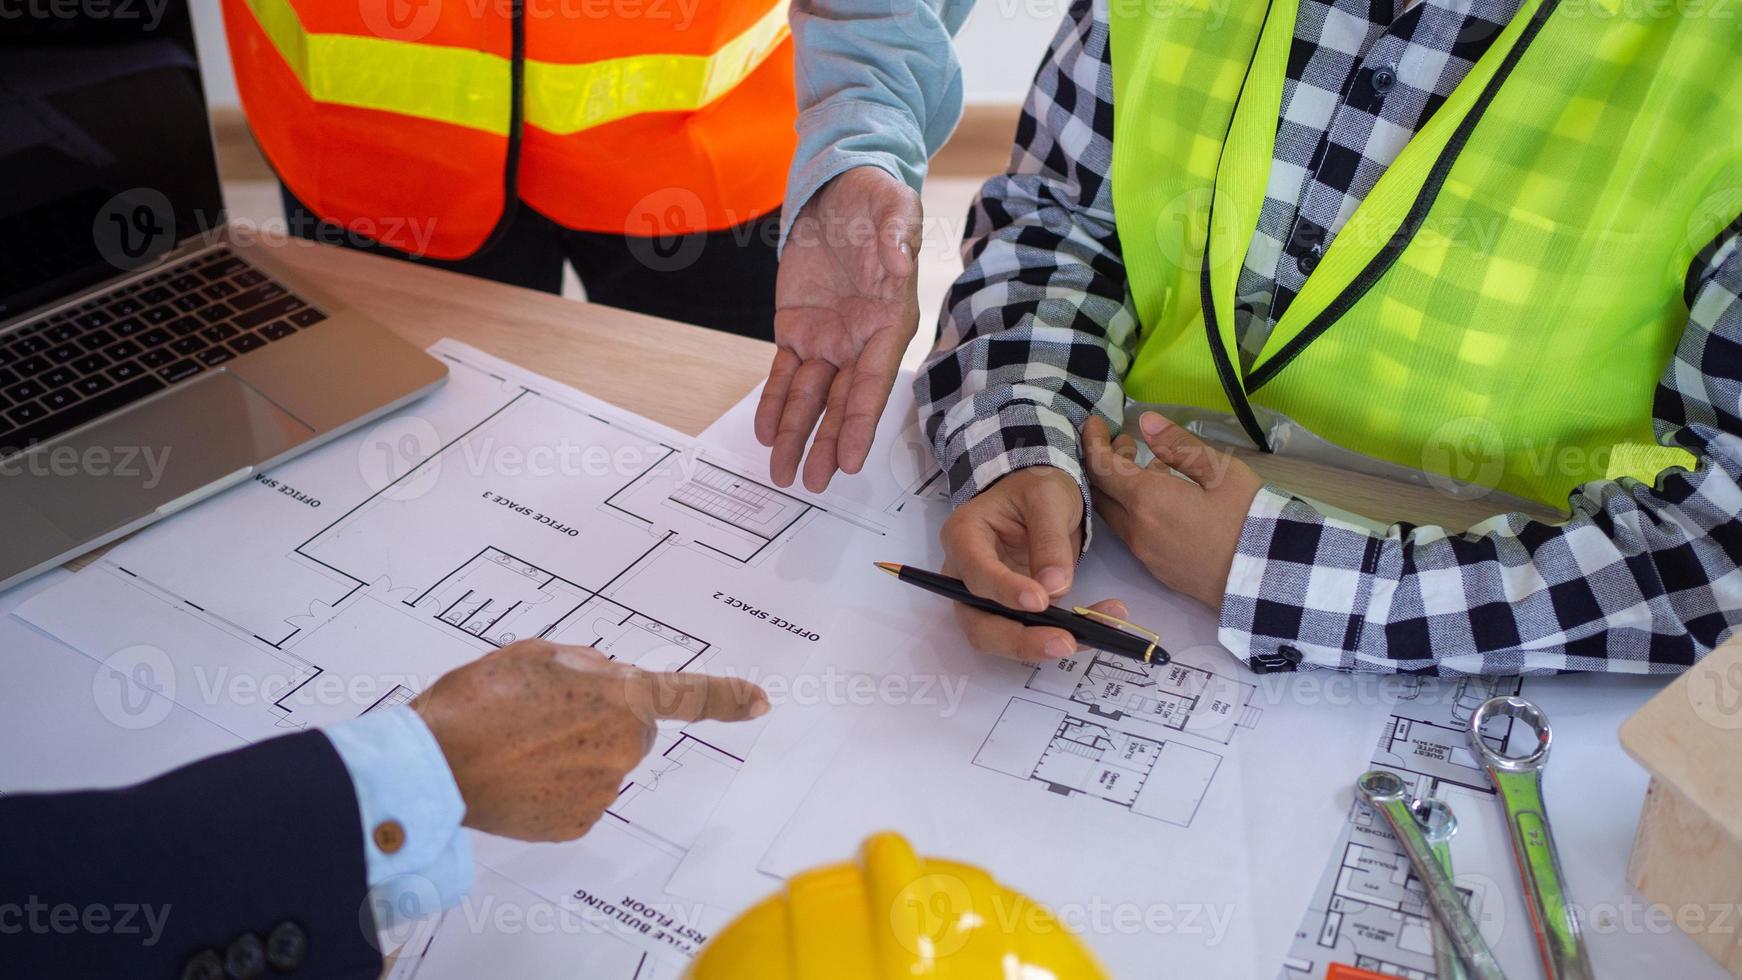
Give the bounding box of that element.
[322,705,472,930]
[782,0,975,243]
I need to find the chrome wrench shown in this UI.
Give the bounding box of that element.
[1470,695,1594,980]
[1412,797,1467,980]
[1356,770,1506,980]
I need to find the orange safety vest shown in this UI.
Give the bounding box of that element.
[222,0,796,259]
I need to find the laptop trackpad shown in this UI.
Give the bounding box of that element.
[0,370,315,560]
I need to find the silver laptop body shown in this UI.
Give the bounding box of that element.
[0,7,447,591]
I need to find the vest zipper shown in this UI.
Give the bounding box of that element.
[1244,0,1563,393]
[1199,0,1281,453]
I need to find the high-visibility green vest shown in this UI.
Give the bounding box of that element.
[1110,0,1740,507]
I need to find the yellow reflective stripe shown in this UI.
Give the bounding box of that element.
[524,0,791,135]
[241,0,512,134]
[239,0,790,138]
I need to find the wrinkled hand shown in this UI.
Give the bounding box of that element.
[757,166,923,492]
[414,639,768,842]
[1083,413,1263,610]
[939,466,1127,662]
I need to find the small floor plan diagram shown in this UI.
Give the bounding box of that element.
[418,547,594,647]
[1027,651,1262,744]
[12,341,869,765]
[410,546,711,672]
[1372,675,1524,796]
[974,697,1221,827]
[1280,675,1523,980]
[1282,802,1485,980]
[607,457,813,564]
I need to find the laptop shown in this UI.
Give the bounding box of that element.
[0,4,448,591]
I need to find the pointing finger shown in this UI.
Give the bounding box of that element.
[623,669,771,724]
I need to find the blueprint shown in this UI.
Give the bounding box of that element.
[683,388,1392,978]
[13,345,1717,977]
[11,340,896,963]
[384,867,685,980]
[1278,672,1726,980]
[0,570,243,798]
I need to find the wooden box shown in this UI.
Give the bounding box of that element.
[1619,639,1742,977]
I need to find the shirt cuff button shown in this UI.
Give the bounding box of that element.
[372,819,406,855]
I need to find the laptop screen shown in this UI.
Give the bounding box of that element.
[0,0,225,322]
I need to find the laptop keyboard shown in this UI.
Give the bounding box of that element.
[0,249,328,457]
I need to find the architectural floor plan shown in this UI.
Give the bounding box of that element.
[1027,649,1263,744]
[14,342,879,963]
[975,697,1222,826]
[1279,675,1523,979]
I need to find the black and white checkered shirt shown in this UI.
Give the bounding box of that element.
[915,0,1742,675]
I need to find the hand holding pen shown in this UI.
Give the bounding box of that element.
[879,562,1168,665]
[928,466,1145,663]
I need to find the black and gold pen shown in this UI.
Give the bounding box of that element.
[875,562,1170,665]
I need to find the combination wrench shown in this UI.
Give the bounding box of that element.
[1356,769,1506,980]
[1470,695,1594,980]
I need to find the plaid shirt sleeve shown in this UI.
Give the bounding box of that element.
[912,0,1135,538]
[1226,231,1742,676]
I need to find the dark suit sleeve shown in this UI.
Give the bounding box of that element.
[0,731,382,979]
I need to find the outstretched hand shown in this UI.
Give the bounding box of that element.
[757,166,923,492]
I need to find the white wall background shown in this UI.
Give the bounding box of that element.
[954,0,1065,104]
[190,3,239,107]
[190,1,1061,109]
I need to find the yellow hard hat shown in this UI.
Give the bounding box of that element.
[686,832,1108,980]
